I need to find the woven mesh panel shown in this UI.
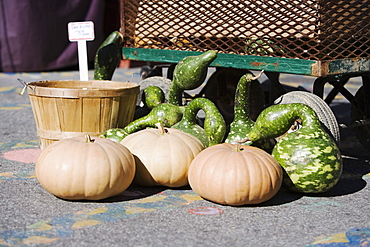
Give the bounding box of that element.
[121,0,370,61]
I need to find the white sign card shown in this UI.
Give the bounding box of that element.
[68,21,95,81]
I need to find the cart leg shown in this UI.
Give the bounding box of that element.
[313,76,326,99]
[264,72,285,103]
[351,74,370,121]
[324,75,351,104]
[166,63,176,80]
[312,75,344,100]
[360,74,370,117]
[326,78,356,104]
[313,74,357,105]
[350,73,370,152]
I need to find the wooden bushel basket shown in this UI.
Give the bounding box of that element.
[27,80,139,149]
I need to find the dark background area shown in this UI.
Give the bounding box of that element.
[0,0,120,72]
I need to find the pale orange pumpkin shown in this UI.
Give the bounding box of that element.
[121,123,204,187]
[35,135,135,200]
[188,143,282,205]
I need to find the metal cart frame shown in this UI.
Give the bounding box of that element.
[119,0,370,147]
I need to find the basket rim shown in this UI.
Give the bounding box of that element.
[27,80,140,98]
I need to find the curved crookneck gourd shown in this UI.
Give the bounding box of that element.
[246,103,342,193]
[134,86,166,119]
[100,103,185,142]
[142,86,165,109]
[168,50,218,106]
[172,98,226,147]
[225,71,275,152]
[102,97,226,145]
[94,31,123,80]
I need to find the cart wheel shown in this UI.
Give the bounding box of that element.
[351,86,370,152]
[203,68,265,125]
[274,91,341,143]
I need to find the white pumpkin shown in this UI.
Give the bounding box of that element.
[121,124,204,187]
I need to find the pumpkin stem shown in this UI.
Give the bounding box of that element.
[85,134,95,143]
[236,144,244,152]
[155,122,168,134]
[236,137,252,145]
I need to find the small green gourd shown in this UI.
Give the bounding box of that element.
[94,31,123,80]
[225,72,275,152]
[246,103,342,193]
[172,98,226,147]
[134,86,166,120]
[168,50,217,105]
[100,128,128,143]
[142,86,165,109]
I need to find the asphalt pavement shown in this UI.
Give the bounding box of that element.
[0,67,369,247]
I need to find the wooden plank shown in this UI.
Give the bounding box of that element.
[82,98,101,133]
[122,47,316,76]
[326,58,370,75]
[57,98,82,132]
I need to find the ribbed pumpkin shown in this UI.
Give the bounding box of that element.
[121,123,204,187]
[188,143,282,206]
[35,135,135,200]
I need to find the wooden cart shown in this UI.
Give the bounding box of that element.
[119,0,370,150]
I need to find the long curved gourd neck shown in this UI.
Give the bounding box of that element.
[233,73,259,124]
[286,103,321,128]
[182,97,217,123]
[168,83,182,106]
[248,103,322,141]
[181,97,226,146]
[123,104,185,134]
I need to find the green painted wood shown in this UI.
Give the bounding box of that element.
[327,58,370,75]
[122,47,317,76]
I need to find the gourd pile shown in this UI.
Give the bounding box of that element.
[35,34,343,205]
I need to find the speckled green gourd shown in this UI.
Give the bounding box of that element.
[94,31,123,80]
[247,103,342,193]
[172,98,226,147]
[124,103,185,135]
[134,86,166,119]
[142,86,165,109]
[100,128,128,143]
[101,103,185,142]
[168,50,217,105]
[225,72,275,152]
